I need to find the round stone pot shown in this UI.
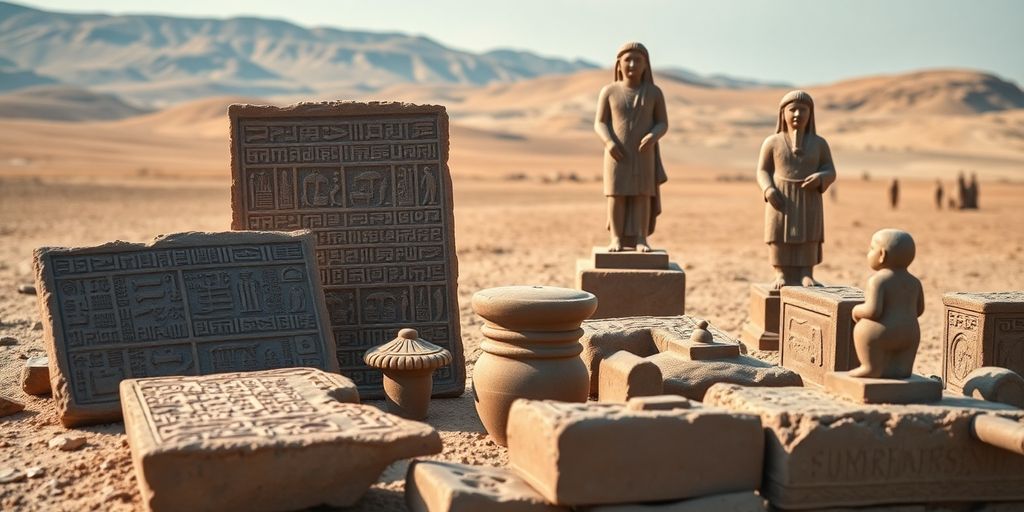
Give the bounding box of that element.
[471,285,597,446]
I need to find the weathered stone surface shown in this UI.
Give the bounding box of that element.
[740,283,781,351]
[598,351,662,402]
[576,262,685,319]
[780,286,864,387]
[592,247,669,270]
[825,372,942,404]
[122,367,439,512]
[22,355,50,396]
[229,101,465,400]
[33,230,338,427]
[961,366,1024,408]
[0,394,25,417]
[581,491,766,511]
[942,291,1024,393]
[507,397,763,506]
[581,316,799,400]
[704,383,1024,509]
[405,460,567,512]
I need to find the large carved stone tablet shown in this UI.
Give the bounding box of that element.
[942,291,1024,393]
[229,102,464,399]
[705,383,1024,509]
[122,367,442,512]
[33,231,338,426]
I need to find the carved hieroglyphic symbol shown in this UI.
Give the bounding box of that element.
[995,318,1024,372]
[787,316,823,367]
[951,333,977,381]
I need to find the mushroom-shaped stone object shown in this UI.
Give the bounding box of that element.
[691,320,714,344]
[364,328,452,420]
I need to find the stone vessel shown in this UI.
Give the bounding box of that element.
[471,286,597,445]
[364,328,453,420]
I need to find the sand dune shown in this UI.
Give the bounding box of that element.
[0,85,150,122]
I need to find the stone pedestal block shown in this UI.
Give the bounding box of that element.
[122,367,441,512]
[705,383,1024,510]
[825,372,943,404]
[740,283,780,351]
[592,247,669,270]
[507,397,763,506]
[405,460,567,512]
[780,286,864,387]
[576,259,684,320]
[942,291,1024,393]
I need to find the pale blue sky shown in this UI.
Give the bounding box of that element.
[16,0,1024,85]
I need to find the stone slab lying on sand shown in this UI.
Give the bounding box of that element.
[580,316,800,401]
[506,396,763,506]
[581,491,766,511]
[704,383,1024,510]
[229,101,465,400]
[33,230,338,426]
[824,372,942,404]
[122,367,441,512]
[405,460,567,512]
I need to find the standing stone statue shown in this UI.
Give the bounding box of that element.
[756,90,836,289]
[595,42,668,252]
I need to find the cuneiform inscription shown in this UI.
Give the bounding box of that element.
[804,444,1024,482]
[784,305,826,368]
[51,243,304,277]
[243,118,437,144]
[995,317,1024,372]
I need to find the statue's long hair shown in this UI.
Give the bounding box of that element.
[614,41,654,85]
[775,90,816,135]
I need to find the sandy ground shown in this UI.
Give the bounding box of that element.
[1,173,1023,510]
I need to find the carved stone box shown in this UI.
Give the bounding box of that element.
[33,231,339,426]
[229,102,464,399]
[779,286,864,387]
[943,291,1024,393]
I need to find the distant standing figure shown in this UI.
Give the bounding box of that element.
[934,180,944,209]
[957,171,967,209]
[967,172,979,209]
[889,178,899,209]
[756,90,836,289]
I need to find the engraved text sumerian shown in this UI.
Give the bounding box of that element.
[234,113,458,395]
[49,242,330,405]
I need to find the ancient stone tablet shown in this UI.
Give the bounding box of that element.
[942,291,1024,393]
[780,286,864,386]
[122,367,441,512]
[229,102,464,399]
[704,383,1024,509]
[506,397,763,506]
[33,231,338,426]
[406,460,567,512]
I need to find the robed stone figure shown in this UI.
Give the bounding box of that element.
[757,90,836,289]
[595,42,668,252]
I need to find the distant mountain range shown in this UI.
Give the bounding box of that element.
[0,1,793,108]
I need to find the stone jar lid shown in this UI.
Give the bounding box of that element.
[690,320,715,344]
[364,329,453,371]
[472,285,597,332]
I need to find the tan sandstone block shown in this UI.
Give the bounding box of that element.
[592,247,669,270]
[598,351,663,402]
[576,261,685,319]
[780,286,864,387]
[122,367,441,512]
[942,291,1024,393]
[740,283,781,351]
[704,383,1024,509]
[405,460,567,512]
[582,491,767,511]
[825,372,942,404]
[506,397,763,506]
[229,101,465,400]
[21,355,50,396]
[34,230,339,427]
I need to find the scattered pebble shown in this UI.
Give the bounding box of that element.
[0,394,26,418]
[102,485,133,503]
[48,434,87,451]
[0,336,17,346]
[46,478,64,496]
[25,467,44,479]
[32,321,43,331]
[99,460,115,471]
[16,284,37,295]
[0,467,25,484]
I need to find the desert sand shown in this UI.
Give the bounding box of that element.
[1,68,1023,510]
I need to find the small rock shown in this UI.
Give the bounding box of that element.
[0,394,25,418]
[0,467,25,484]
[48,434,87,451]
[16,284,37,295]
[21,356,50,396]
[102,485,132,503]
[0,336,17,346]
[25,467,44,479]
[31,322,42,331]
[46,478,64,495]
[99,460,116,471]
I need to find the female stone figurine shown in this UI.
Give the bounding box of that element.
[756,90,836,289]
[595,42,668,252]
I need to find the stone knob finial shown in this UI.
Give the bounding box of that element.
[398,328,419,340]
[690,320,714,344]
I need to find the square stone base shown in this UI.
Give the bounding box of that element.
[740,283,780,351]
[592,247,669,269]
[825,372,943,404]
[576,260,685,319]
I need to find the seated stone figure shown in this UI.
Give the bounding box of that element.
[848,229,924,379]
